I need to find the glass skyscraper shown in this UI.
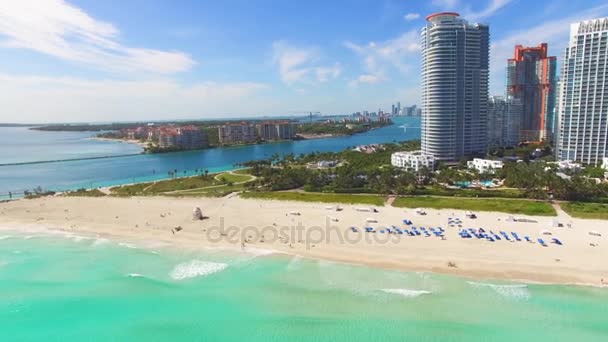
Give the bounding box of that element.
[557,18,608,165]
[421,12,489,161]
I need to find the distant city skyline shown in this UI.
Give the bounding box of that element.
[1,1,608,123]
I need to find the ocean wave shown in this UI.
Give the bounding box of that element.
[467,281,531,300]
[0,235,11,240]
[381,288,433,298]
[169,260,228,281]
[92,238,110,246]
[127,273,145,278]
[118,242,137,249]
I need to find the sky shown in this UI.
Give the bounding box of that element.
[0,0,607,123]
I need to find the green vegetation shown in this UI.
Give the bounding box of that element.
[167,183,249,198]
[110,171,254,197]
[215,172,252,183]
[240,191,385,206]
[560,202,608,220]
[295,120,391,136]
[392,197,556,216]
[62,188,106,197]
[232,168,253,175]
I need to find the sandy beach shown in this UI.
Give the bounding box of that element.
[1,195,607,287]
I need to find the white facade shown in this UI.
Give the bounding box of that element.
[391,151,436,172]
[467,159,504,174]
[603,157,608,178]
[554,160,583,172]
[421,12,489,160]
[557,18,608,165]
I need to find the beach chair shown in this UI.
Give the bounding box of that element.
[487,236,495,242]
[524,236,532,243]
[511,232,521,241]
[551,238,562,245]
[537,238,547,247]
[350,227,358,233]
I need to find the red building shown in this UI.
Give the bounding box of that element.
[506,43,557,142]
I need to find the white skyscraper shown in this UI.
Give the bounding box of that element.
[421,12,490,161]
[557,17,608,165]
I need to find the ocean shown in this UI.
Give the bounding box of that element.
[0,117,420,197]
[1,230,607,341]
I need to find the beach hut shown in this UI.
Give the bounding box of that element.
[289,211,301,216]
[192,207,203,220]
[366,218,378,223]
[465,211,477,219]
[541,230,552,235]
[589,231,602,237]
[356,207,371,212]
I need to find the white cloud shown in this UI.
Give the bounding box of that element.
[345,29,420,86]
[272,40,341,85]
[489,3,608,94]
[0,73,269,123]
[404,13,420,21]
[0,0,195,74]
[463,0,513,21]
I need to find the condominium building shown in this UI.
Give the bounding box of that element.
[467,158,504,174]
[391,151,436,172]
[256,121,295,141]
[506,44,557,142]
[218,122,257,145]
[158,126,207,150]
[556,18,608,165]
[421,12,489,161]
[487,96,523,148]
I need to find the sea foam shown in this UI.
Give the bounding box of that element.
[467,281,531,300]
[169,260,228,280]
[381,288,433,298]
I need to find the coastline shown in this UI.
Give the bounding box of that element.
[1,195,607,288]
[90,137,148,149]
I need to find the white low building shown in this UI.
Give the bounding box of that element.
[391,151,435,172]
[467,159,503,174]
[555,160,583,172]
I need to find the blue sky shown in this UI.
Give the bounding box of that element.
[1,0,607,123]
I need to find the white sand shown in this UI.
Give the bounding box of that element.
[1,196,607,286]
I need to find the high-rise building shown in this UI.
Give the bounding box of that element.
[218,122,257,145]
[506,44,557,142]
[487,96,523,148]
[421,12,489,161]
[556,18,608,165]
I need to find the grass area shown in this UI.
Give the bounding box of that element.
[166,183,248,198]
[232,168,252,175]
[240,191,385,206]
[560,202,608,220]
[392,196,556,216]
[215,172,252,183]
[62,189,106,197]
[110,172,254,197]
[413,186,525,199]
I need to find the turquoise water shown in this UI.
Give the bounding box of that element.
[455,180,495,188]
[0,117,420,196]
[0,127,142,165]
[1,231,607,341]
